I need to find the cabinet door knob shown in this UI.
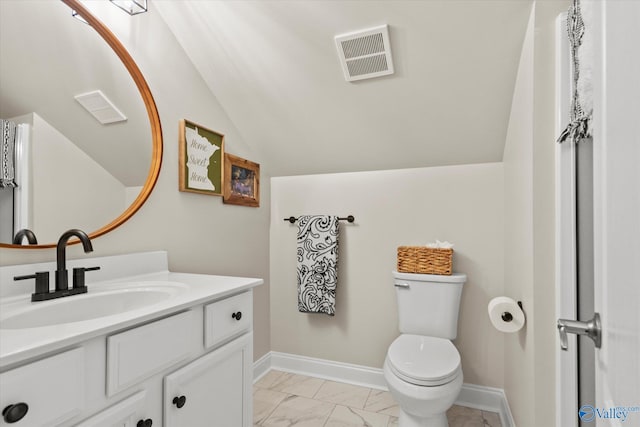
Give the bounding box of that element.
[172,395,186,408]
[136,418,153,427]
[2,403,29,423]
[232,311,242,321]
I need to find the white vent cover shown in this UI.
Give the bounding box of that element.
[335,24,394,82]
[74,90,127,124]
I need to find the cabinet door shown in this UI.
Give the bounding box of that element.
[164,333,252,427]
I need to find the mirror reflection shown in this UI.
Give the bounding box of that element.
[0,0,151,245]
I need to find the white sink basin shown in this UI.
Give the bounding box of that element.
[0,282,187,330]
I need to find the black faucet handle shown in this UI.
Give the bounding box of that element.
[72,266,101,289]
[14,272,50,299]
[12,229,38,245]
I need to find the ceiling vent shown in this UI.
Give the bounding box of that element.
[74,90,127,124]
[335,24,394,82]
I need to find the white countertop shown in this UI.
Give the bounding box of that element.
[0,252,263,370]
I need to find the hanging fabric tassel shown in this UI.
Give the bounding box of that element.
[557,0,593,144]
[1,119,18,188]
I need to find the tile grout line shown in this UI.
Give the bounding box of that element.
[363,387,374,412]
[311,377,327,400]
[320,404,334,427]
[258,391,294,427]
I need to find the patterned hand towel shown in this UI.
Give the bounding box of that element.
[1,119,18,188]
[297,215,339,316]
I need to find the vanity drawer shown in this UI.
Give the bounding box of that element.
[0,348,84,427]
[204,291,252,349]
[107,310,198,396]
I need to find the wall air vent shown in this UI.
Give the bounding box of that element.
[74,90,127,124]
[335,24,394,82]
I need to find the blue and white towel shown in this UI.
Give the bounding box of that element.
[297,215,339,316]
[1,119,18,188]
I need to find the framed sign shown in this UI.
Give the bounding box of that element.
[223,153,260,207]
[178,119,224,195]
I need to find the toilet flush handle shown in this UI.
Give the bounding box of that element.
[394,283,410,289]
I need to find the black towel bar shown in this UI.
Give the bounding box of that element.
[284,215,355,224]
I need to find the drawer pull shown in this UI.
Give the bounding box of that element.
[2,403,29,423]
[136,418,153,427]
[231,311,242,321]
[172,395,186,409]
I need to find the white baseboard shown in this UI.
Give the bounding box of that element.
[267,351,388,390]
[253,351,272,383]
[254,351,514,427]
[455,383,515,427]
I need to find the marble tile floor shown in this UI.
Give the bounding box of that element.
[253,370,502,427]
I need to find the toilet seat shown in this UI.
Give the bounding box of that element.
[387,334,461,386]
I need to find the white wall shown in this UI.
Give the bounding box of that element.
[501,3,568,425]
[502,4,536,425]
[125,186,143,207]
[270,163,504,388]
[0,3,271,361]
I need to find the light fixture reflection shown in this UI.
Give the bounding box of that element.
[109,0,148,16]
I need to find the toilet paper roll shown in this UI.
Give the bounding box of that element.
[488,297,525,333]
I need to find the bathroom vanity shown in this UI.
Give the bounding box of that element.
[0,252,262,427]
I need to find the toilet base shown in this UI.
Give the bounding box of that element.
[383,356,461,427]
[399,409,448,427]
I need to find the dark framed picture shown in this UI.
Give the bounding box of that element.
[178,119,224,196]
[223,153,260,207]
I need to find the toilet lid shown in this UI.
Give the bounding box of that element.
[387,334,461,386]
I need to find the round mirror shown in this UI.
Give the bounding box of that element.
[0,0,162,248]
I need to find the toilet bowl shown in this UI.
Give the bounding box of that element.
[385,271,467,427]
[383,334,463,427]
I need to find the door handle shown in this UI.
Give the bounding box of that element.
[557,313,601,350]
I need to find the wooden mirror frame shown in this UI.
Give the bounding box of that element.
[0,0,162,249]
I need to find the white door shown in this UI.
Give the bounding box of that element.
[591,1,640,425]
[557,1,640,426]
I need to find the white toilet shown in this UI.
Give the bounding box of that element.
[383,271,467,427]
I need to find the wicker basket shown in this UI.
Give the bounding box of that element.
[397,246,453,275]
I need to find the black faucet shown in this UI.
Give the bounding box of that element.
[14,228,100,301]
[55,229,94,292]
[12,229,38,245]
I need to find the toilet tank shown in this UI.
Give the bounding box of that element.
[392,271,467,339]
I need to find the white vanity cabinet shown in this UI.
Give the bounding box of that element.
[0,289,255,427]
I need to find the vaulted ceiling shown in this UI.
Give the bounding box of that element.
[155,0,533,177]
[1,1,533,182]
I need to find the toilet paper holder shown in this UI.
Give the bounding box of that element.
[500,301,523,322]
